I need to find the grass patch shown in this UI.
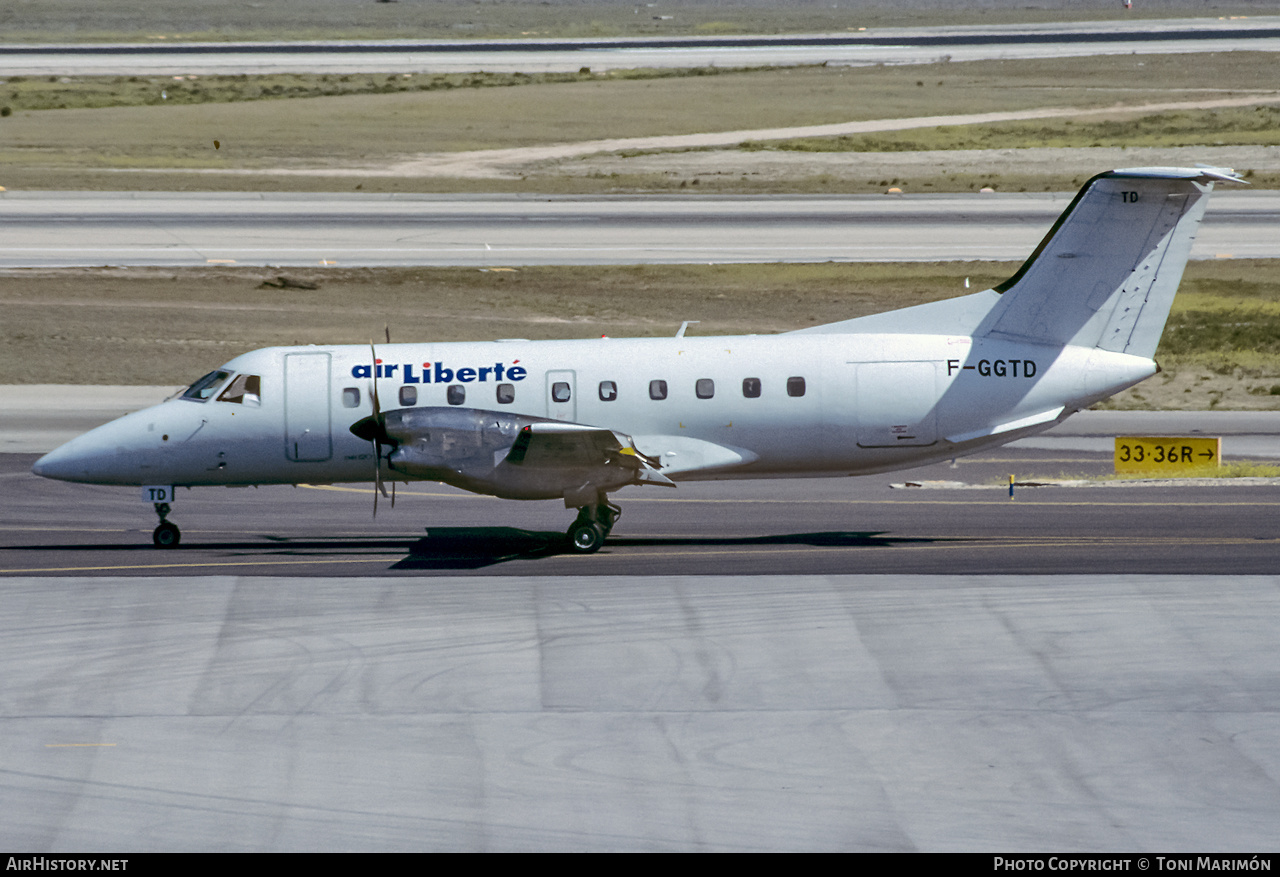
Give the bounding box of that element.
[748,105,1280,153]
[0,67,762,113]
[1157,266,1280,372]
[1107,461,1280,480]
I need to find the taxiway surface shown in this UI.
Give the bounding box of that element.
[5,446,1280,577]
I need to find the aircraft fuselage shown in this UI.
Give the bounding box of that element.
[34,332,1153,491]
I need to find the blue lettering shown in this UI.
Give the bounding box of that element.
[354,359,525,383]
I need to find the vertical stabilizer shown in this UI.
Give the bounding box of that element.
[980,167,1243,358]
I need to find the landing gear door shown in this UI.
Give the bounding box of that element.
[855,361,939,447]
[284,352,333,461]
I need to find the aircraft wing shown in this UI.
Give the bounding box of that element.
[504,422,675,487]
[361,406,674,501]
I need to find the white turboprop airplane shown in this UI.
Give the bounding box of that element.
[33,167,1241,551]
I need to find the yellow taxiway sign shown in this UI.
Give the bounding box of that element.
[1115,436,1220,474]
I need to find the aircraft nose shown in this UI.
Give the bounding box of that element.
[31,412,159,485]
[33,435,110,483]
[31,451,52,478]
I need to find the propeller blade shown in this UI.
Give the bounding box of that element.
[369,341,386,516]
[371,440,379,519]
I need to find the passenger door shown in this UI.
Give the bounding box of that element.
[284,352,333,461]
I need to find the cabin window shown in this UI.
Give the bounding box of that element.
[447,385,465,406]
[787,376,806,397]
[551,381,571,403]
[399,386,417,407]
[696,378,714,400]
[342,387,361,408]
[217,374,261,407]
[742,377,761,398]
[496,383,515,404]
[181,370,231,403]
[649,380,668,401]
[599,380,617,402]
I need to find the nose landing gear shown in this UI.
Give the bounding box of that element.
[152,502,181,548]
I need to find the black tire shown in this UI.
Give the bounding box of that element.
[567,520,606,554]
[153,521,181,548]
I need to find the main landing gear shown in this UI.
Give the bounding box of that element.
[566,499,620,554]
[152,502,181,548]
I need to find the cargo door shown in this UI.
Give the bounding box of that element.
[856,362,938,447]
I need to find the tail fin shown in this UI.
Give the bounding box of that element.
[980,166,1244,357]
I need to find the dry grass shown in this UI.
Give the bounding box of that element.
[2,53,1277,193]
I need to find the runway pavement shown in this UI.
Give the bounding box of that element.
[5,408,1280,848]
[4,17,1279,75]
[1,191,1276,267]
[5,442,1280,577]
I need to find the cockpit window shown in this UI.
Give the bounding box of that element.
[217,374,262,407]
[181,370,231,402]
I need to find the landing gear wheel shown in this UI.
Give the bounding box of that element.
[153,521,181,548]
[567,520,606,554]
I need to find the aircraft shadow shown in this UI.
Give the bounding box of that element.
[4,528,956,572]
[390,527,951,570]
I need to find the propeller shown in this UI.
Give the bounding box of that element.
[349,342,395,516]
